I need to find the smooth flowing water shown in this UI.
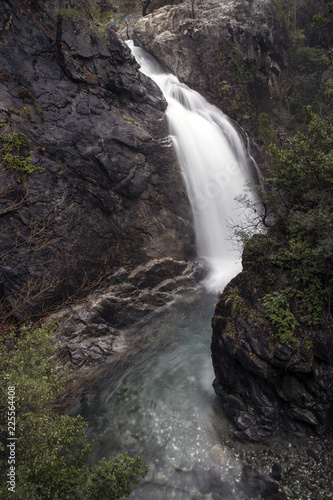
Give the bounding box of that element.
[81,292,247,499]
[80,44,258,499]
[127,41,256,291]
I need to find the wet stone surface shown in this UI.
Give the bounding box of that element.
[231,431,333,499]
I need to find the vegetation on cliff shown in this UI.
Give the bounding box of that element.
[2,0,332,489]
[244,0,333,343]
[239,108,333,345]
[212,0,333,440]
[212,104,333,439]
[266,0,333,131]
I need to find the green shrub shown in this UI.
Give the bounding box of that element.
[263,290,298,345]
[240,110,333,334]
[1,132,45,175]
[0,324,147,499]
[122,115,138,125]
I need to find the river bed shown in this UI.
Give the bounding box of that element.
[78,287,333,499]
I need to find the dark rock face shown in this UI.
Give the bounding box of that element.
[211,238,333,441]
[0,0,194,317]
[52,257,203,368]
[128,0,288,126]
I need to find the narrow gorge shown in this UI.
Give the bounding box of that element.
[1,0,333,499]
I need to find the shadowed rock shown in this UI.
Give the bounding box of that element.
[0,0,195,318]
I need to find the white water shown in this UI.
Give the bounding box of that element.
[127,41,255,291]
[81,44,263,500]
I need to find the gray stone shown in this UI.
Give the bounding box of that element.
[51,258,200,367]
[0,0,195,319]
[127,0,288,124]
[211,263,333,441]
[241,465,279,499]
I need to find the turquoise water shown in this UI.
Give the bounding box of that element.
[79,290,248,499]
[78,41,257,499]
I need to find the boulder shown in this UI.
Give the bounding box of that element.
[211,244,333,441]
[51,258,202,367]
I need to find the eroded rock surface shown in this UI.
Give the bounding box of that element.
[52,257,205,367]
[0,0,194,318]
[211,236,333,441]
[127,0,288,126]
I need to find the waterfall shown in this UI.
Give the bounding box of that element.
[127,41,255,291]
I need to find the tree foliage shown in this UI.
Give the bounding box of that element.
[235,106,333,342]
[0,324,148,499]
[248,109,333,331]
[267,0,333,131]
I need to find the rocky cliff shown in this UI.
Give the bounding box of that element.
[211,235,333,441]
[0,0,195,319]
[127,0,289,129]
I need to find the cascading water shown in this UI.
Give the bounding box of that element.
[80,44,260,500]
[127,41,256,291]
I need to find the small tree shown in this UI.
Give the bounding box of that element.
[0,324,148,499]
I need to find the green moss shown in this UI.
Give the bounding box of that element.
[250,311,269,328]
[20,105,31,120]
[57,7,81,19]
[7,105,32,121]
[1,132,45,175]
[303,335,313,351]
[122,115,138,126]
[18,86,35,104]
[225,322,237,338]
[155,194,165,207]
[225,287,244,316]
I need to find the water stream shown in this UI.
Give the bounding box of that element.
[81,293,246,499]
[79,44,258,499]
[127,41,256,291]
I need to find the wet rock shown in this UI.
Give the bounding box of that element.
[52,258,200,367]
[270,463,282,481]
[128,0,288,126]
[211,265,333,441]
[241,465,279,499]
[237,430,333,499]
[306,448,320,463]
[191,464,234,497]
[155,472,166,483]
[0,0,195,319]
[128,258,189,289]
[209,444,226,467]
[281,486,294,498]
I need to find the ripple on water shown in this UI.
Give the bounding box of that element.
[80,292,250,499]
